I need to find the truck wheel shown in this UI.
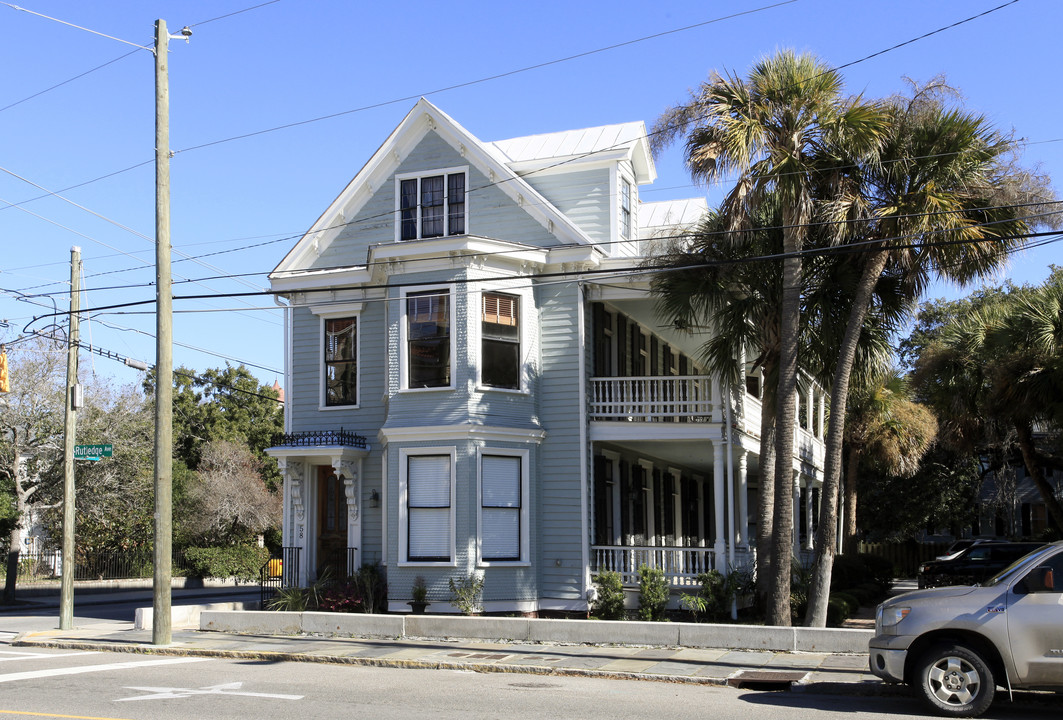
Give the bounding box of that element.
[915,644,995,717]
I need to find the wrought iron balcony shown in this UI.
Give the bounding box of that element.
[270,428,368,449]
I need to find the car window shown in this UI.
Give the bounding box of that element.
[968,548,992,561]
[1018,552,1063,594]
[986,546,1058,587]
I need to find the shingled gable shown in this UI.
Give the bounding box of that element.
[272,98,596,276]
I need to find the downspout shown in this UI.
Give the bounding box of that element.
[577,281,591,608]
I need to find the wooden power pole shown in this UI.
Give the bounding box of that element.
[59,246,81,630]
[153,17,174,646]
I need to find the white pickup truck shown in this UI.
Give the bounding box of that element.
[870,541,1063,716]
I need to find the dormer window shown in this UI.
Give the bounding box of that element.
[398,168,467,241]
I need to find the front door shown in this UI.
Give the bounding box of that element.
[316,466,348,580]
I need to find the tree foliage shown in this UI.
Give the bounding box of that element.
[183,440,281,546]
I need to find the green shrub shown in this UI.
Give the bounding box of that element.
[350,562,387,614]
[592,571,626,620]
[857,553,895,590]
[637,565,669,622]
[846,587,873,607]
[184,545,270,582]
[830,554,868,591]
[831,591,860,615]
[448,571,484,615]
[826,596,852,626]
[858,581,887,602]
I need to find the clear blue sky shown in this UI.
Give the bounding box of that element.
[1,0,1059,389]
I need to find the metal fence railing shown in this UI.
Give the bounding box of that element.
[260,546,301,608]
[1,549,194,582]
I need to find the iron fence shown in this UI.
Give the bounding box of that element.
[259,546,301,607]
[1,549,194,582]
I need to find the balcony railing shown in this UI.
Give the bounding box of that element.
[592,545,757,587]
[589,376,714,422]
[271,428,368,449]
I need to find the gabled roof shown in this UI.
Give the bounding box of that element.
[639,198,709,235]
[272,99,598,276]
[487,122,656,184]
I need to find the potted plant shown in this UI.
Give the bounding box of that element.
[408,576,430,614]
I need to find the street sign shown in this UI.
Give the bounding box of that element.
[74,443,113,461]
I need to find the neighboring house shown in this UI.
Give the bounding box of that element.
[266,99,827,614]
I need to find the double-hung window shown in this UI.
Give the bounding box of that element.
[324,317,357,406]
[480,452,525,562]
[406,453,452,562]
[399,170,466,241]
[619,178,632,239]
[406,289,451,388]
[481,292,519,389]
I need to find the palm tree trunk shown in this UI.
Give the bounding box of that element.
[843,447,861,554]
[769,225,802,627]
[805,250,888,627]
[755,392,777,605]
[1014,422,1063,533]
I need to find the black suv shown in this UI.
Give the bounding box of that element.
[917,541,1045,589]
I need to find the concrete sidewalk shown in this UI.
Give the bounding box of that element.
[14,617,891,696]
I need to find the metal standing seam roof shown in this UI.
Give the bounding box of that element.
[487,122,648,163]
[639,198,709,231]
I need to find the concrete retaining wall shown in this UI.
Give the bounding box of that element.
[199,610,872,654]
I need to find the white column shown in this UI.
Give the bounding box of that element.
[837,483,845,553]
[643,463,656,546]
[792,471,802,557]
[278,458,308,587]
[336,457,363,574]
[713,442,726,567]
[696,477,706,547]
[804,478,815,550]
[671,471,683,546]
[817,391,826,438]
[737,451,749,548]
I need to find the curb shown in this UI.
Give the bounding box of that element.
[14,636,735,687]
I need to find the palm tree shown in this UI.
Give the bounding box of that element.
[803,80,1052,626]
[647,203,784,603]
[652,49,886,625]
[982,275,1063,530]
[841,370,937,553]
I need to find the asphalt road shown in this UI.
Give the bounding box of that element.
[3,644,1062,720]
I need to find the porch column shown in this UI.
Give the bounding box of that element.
[713,441,726,568]
[696,476,706,548]
[277,458,308,587]
[737,450,749,548]
[792,471,801,557]
[334,456,363,574]
[817,392,826,438]
[836,483,845,553]
[804,479,815,551]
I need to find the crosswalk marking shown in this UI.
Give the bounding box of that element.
[0,657,208,683]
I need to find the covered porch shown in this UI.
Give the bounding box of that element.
[265,429,370,588]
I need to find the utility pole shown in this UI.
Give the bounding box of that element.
[152,18,173,646]
[59,246,81,631]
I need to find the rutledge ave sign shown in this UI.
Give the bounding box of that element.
[74,444,113,461]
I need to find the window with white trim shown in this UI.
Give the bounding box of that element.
[407,454,452,562]
[324,317,357,406]
[480,453,523,562]
[481,292,519,389]
[406,290,450,388]
[620,178,632,239]
[399,171,466,241]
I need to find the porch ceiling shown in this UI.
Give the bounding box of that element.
[592,427,761,480]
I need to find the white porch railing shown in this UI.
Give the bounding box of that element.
[592,545,723,587]
[589,376,714,422]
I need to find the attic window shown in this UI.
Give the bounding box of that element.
[398,169,467,241]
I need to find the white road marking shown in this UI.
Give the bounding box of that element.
[117,681,302,702]
[0,650,101,662]
[0,656,209,683]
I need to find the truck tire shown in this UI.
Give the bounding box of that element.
[915,643,995,717]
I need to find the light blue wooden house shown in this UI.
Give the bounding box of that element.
[266,99,827,614]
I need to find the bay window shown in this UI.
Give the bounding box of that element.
[481,292,519,389]
[406,290,450,388]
